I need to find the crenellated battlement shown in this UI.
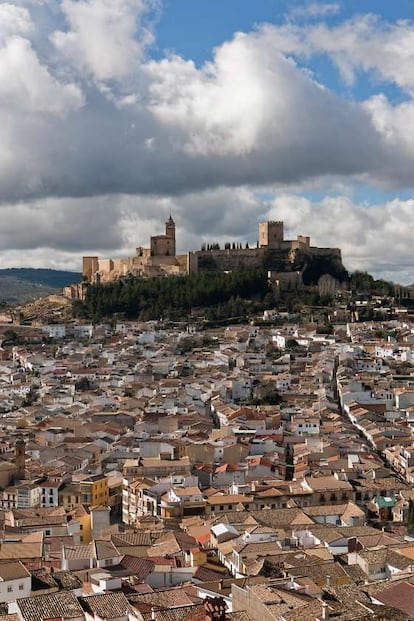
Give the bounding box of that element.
[258,221,284,248]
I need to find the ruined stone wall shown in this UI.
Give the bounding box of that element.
[195,248,264,271]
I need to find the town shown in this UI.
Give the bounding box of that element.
[0,301,411,619]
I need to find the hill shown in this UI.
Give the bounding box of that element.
[0,268,80,289]
[73,269,271,322]
[0,269,80,304]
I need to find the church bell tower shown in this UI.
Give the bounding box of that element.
[165,214,176,256]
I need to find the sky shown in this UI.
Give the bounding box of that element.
[1,0,414,283]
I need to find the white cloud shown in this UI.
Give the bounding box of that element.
[1,190,412,285]
[52,0,155,81]
[260,16,414,94]
[288,2,341,21]
[268,195,414,283]
[145,29,381,164]
[0,4,32,42]
[0,37,83,114]
[0,2,413,283]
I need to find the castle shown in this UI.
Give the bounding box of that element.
[82,215,189,283]
[80,216,348,291]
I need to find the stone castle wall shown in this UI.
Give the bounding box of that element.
[80,218,347,289]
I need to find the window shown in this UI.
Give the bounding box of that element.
[7,586,12,593]
[19,584,24,591]
[80,524,83,530]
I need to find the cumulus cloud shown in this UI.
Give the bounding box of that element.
[0,1,413,282]
[145,32,380,160]
[4,190,413,285]
[0,196,124,253]
[261,15,414,93]
[0,37,83,114]
[0,4,32,42]
[268,195,414,283]
[52,0,156,81]
[0,17,388,203]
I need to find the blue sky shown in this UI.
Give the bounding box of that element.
[155,0,414,63]
[0,0,413,282]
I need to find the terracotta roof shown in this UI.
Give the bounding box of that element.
[372,581,414,617]
[0,542,42,560]
[119,556,155,581]
[80,593,133,619]
[16,592,84,621]
[0,560,30,580]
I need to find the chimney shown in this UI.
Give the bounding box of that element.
[151,607,156,621]
[321,601,328,620]
[325,575,331,587]
[204,596,227,621]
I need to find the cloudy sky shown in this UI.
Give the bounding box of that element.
[1,0,414,283]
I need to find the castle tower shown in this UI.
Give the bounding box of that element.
[165,214,175,238]
[82,256,99,282]
[258,221,284,249]
[165,214,176,256]
[14,438,26,481]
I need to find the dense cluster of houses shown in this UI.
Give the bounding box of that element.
[0,314,412,618]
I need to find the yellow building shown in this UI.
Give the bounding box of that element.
[68,504,92,544]
[78,474,109,506]
[59,474,109,511]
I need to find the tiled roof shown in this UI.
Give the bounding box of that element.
[140,604,203,621]
[53,570,83,590]
[17,592,84,621]
[127,589,194,610]
[0,560,30,580]
[64,543,94,560]
[79,593,133,619]
[119,556,155,581]
[112,532,153,547]
[94,540,119,561]
[0,542,42,560]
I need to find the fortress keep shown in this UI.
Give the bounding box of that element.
[82,215,188,283]
[81,217,348,289]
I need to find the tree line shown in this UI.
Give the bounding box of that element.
[73,269,272,322]
[200,242,252,251]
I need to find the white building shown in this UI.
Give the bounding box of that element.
[0,561,31,603]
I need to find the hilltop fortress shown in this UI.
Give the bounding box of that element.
[81,216,348,292]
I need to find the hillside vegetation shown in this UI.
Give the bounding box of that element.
[73,270,272,321]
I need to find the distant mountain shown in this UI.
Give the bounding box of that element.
[0,268,81,289]
[0,269,80,305]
